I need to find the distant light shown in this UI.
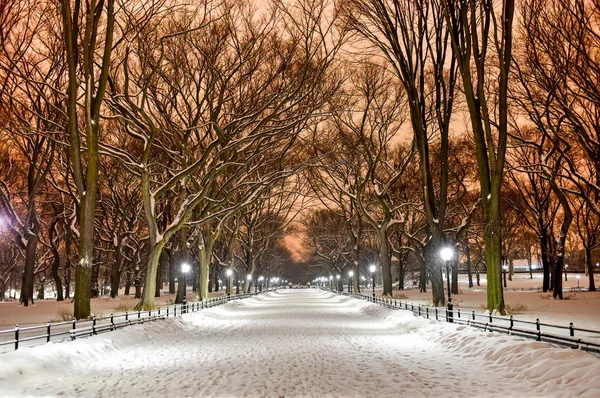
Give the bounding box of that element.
[247,274,252,280]
[259,276,264,281]
[440,247,454,262]
[565,264,568,268]
[348,270,354,277]
[336,275,341,280]
[577,276,580,279]
[181,263,191,274]
[226,269,233,276]
[369,265,376,273]
[329,275,333,280]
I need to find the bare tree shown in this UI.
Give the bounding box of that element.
[441,0,515,313]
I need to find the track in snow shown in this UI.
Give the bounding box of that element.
[0,289,596,397]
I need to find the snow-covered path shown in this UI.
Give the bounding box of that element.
[1,289,599,397]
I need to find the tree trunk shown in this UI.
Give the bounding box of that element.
[198,246,211,301]
[586,247,596,292]
[466,242,473,288]
[451,258,458,295]
[137,242,165,309]
[485,208,505,314]
[21,233,38,306]
[110,246,122,298]
[541,230,551,292]
[424,236,445,306]
[155,259,162,298]
[508,257,514,281]
[51,248,64,302]
[379,229,393,296]
[551,182,572,300]
[90,260,100,298]
[124,270,132,296]
[167,248,176,294]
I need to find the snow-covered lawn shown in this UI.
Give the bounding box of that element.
[0,290,226,329]
[1,289,599,397]
[367,273,600,331]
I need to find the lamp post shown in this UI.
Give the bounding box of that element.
[565,264,568,281]
[329,275,333,290]
[440,247,454,323]
[336,274,341,292]
[247,274,252,293]
[181,263,190,312]
[226,269,233,297]
[348,270,354,293]
[258,276,263,292]
[502,264,507,288]
[369,265,376,298]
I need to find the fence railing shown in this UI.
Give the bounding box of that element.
[326,289,600,354]
[0,290,272,353]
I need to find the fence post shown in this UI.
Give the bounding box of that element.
[472,311,475,321]
[536,318,541,341]
[47,321,51,343]
[93,315,97,334]
[569,322,574,337]
[435,308,438,321]
[15,325,19,350]
[125,311,129,321]
[426,307,429,319]
[509,315,514,331]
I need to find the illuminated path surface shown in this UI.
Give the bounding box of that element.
[1,289,599,397]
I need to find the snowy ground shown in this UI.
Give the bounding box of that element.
[373,273,600,331]
[1,289,599,397]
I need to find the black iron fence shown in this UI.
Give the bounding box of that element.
[328,289,600,354]
[0,290,269,353]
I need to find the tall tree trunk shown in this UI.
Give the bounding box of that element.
[551,183,572,300]
[124,270,132,296]
[167,248,176,294]
[424,237,445,306]
[155,259,162,298]
[51,245,64,302]
[379,229,393,296]
[21,232,38,306]
[110,246,122,298]
[90,259,100,298]
[586,247,596,292]
[485,203,505,313]
[451,258,458,295]
[198,244,211,301]
[466,242,473,288]
[541,231,551,291]
[137,242,165,309]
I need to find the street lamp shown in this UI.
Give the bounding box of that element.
[247,274,252,293]
[336,274,341,292]
[258,276,264,292]
[565,264,568,281]
[226,269,233,297]
[181,263,191,312]
[348,270,354,293]
[440,247,454,323]
[369,265,376,298]
[329,275,333,289]
[502,264,508,288]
